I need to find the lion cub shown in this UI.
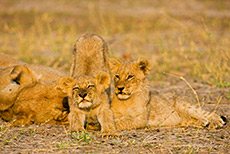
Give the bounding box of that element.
[109,58,226,130]
[60,34,116,134]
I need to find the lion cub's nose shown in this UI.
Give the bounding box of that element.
[79,93,87,98]
[117,87,124,92]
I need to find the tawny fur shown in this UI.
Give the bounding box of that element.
[0,66,38,111]
[110,58,226,130]
[0,53,25,67]
[0,64,69,125]
[0,53,66,81]
[60,34,116,134]
[60,74,115,134]
[70,33,110,78]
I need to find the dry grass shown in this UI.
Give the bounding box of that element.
[0,0,229,87]
[0,0,230,153]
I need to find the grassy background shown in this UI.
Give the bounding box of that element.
[0,0,229,87]
[0,1,230,153]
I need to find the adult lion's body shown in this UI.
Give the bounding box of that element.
[0,78,69,125]
[60,34,116,134]
[0,53,25,67]
[0,55,69,125]
[110,58,226,130]
[0,53,66,81]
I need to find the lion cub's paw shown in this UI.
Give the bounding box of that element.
[207,114,227,129]
[199,118,210,127]
[100,129,119,138]
[69,127,85,132]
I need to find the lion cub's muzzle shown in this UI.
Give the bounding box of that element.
[117,87,125,94]
[116,86,132,100]
[77,91,92,109]
[79,92,87,100]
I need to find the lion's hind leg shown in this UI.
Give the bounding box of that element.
[147,95,182,127]
[175,98,226,129]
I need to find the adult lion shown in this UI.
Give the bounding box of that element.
[0,55,69,125]
[0,53,25,67]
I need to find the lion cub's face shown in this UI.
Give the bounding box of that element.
[60,72,110,109]
[72,76,96,109]
[110,58,151,100]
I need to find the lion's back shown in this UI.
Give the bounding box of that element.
[71,34,109,78]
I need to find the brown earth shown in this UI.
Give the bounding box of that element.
[1,81,229,153]
[0,0,229,153]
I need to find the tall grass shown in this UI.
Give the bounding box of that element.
[0,0,229,87]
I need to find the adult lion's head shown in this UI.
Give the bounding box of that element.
[0,65,69,125]
[0,65,38,111]
[109,58,152,100]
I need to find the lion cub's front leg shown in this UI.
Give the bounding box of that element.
[97,107,116,135]
[68,107,85,132]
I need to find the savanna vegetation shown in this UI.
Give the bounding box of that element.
[0,0,229,153]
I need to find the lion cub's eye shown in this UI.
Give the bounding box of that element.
[127,75,134,80]
[88,85,95,88]
[115,74,120,79]
[73,87,79,90]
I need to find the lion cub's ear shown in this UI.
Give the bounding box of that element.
[135,58,152,76]
[59,77,75,95]
[10,65,37,85]
[96,72,111,92]
[109,58,121,75]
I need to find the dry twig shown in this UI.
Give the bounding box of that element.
[163,72,201,108]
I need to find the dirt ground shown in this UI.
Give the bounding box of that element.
[0,0,230,153]
[1,81,229,154]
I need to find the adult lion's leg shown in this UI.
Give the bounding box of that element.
[11,114,34,126]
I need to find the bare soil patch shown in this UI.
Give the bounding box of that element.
[1,82,229,153]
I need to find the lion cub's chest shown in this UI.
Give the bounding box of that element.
[111,96,146,119]
[79,106,101,128]
[85,108,99,124]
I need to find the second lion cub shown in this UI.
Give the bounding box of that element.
[109,58,226,130]
[60,34,116,134]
